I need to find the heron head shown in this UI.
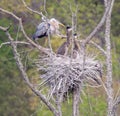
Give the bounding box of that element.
[66,25,72,32]
[73,33,77,38]
[66,25,71,29]
[50,18,65,28]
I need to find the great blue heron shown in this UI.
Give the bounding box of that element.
[33,18,65,40]
[57,26,72,56]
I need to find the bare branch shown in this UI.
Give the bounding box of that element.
[89,41,107,56]
[0,7,51,55]
[21,0,45,17]
[113,96,120,107]
[0,26,8,31]
[0,7,20,20]
[19,19,51,55]
[77,39,106,56]
[104,0,115,115]
[84,0,112,45]
[72,85,81,116]
[0,41,30,48]
[0,26,58,115]
[83,83,102,88]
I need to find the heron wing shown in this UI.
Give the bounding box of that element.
[37,22,47,29]
[33,22,49,39]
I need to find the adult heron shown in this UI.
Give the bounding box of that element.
[33,18,65,40]
[57,26,72,56]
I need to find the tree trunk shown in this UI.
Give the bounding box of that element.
[104,0,115,115]
[72,85,81,116]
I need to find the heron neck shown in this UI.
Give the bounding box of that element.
[66,31,71,44]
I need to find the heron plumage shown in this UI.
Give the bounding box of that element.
[57,26,72,56]
[33,22,50,40]
[33,18,65,40]
[57,42,69,55]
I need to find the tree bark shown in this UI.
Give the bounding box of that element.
[104,0,115,116]
[72,85,81,116]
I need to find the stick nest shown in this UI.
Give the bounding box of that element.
[36,54,102,100]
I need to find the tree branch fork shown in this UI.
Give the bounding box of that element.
[0,0,117,115]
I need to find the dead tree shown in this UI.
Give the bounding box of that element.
[0,0,117,115]
[104,0,115,116]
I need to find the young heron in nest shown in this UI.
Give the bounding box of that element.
[57,26,72,56]
[36,26,102,101]
[72,33,80,59]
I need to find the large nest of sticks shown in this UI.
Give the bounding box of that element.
[34,24,102,101]
[36,53,102,100]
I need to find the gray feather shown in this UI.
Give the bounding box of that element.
[33,22,50,39]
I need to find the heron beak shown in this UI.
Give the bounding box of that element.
[59,22,65,27]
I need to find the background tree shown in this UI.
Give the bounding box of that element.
[0,0,120,116]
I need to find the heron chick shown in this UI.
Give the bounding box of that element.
[72,33,80,59]
[33,18,65,40]
[57,26,72,56]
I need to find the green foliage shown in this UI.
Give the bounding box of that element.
[0,55,34,115]
[80,95,106,116]
[0,0,120,115]
[0,22,35,115]
[35,94,106,116]
[62,98,73,116]
[37,105,53,116]
[111,0,120,36]
[44,0,104,36]
[111,36,120,80]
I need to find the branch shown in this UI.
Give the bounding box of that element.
[21,0,46,17]
[0,7,51,55]
[0,26,58,115]
[0,41,30,48]
[19,20,51,55]
[89,41,107,56]
[72,85,81,116]
[112,96,120,116]
[0,26,8,31]
[113,96,120,107]
[104,0,115,115]
[0,8,20,20]
[84,0,112,45]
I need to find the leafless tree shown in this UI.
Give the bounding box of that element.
[0,0,118,116]
[104,0,115,116]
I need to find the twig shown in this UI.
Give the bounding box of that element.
[0,7,51,55]
[21,0,45,18]
[77,39,106,56]
[0,26,9,31]
[83,83,102,88]
[114,84,120,105]
[43,0,48,16]
[84,0,112,45]
[98,76,108,95]
[89,41,107,56]
[15,23,21,48]
[0,41,30,48]
[19,20,51,55]
[113,96,120,107]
